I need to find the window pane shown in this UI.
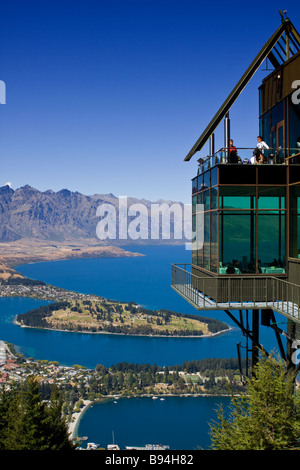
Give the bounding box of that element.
[211,187,217,210]
[203,170,210,189]
[203,213,210,270]
[271,101,284,127]
[289,100,300,157]
[261,111,271,146]
[197,174,204,191]
[219,212,256,274]
[211,167,218,187]
[192,178,197,194]
[219,186,256,209]
[197,192,203,206]
[203,189,210,211]
[258,213,286,273]
[192,195,197,214]
[289,185,300,258]
[257,186,286,209]
[197,246,203,267]
[210,211,218,273]
[192,214,198,265]
[192,213,203,267]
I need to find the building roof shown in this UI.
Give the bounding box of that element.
[184,16,300,162]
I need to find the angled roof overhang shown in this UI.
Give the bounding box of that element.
[184,17,300,162]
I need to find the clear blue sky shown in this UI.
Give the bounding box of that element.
[1,0,300,204]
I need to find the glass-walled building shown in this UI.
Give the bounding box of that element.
[192,165,291,277]
[173,17,300,376]
[190,46,300,279]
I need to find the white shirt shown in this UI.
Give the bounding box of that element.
[257,140,269,151]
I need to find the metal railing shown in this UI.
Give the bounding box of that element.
[198,148,300,172]
[171,263,300,323]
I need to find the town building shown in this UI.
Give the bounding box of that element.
[172,12,300,379]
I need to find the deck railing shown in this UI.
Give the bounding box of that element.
[171,263,300,322]
[198,147,300,172]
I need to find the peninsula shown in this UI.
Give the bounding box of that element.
[0,237,142,279]
[0,275,229,337]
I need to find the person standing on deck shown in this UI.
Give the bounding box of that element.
[256,135,269,163]
[228,139,238,163]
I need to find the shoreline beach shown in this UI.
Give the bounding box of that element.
[15,319,231,339]
[68,393,233,443]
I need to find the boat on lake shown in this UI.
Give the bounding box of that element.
[125,444,170,450]
[107,444,120,450]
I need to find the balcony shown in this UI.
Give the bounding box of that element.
[198,148,300,173]
[171,263,300,323]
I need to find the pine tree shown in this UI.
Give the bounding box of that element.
[209,355,300,450]
[45,384,75,450]
[0,386,14,449]
[0,377,76,450]
[1,383,30,450]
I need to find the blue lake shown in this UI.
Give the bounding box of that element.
[13,244,283,368]
[0,244,286,449]
[77,396,231,451]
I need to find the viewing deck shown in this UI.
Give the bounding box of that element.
[171,264,300,324]
[197,148,300,172]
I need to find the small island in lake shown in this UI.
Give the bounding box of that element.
[1,276,229,337]
[16,299,229,337]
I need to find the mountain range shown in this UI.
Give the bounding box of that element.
[0,184,189,244]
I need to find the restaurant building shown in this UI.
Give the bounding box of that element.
[171,13,300,377]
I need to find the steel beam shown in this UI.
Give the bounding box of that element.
[184,19,300,161]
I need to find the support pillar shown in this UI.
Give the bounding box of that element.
[286,321,296,379]
[210,133,215,156]
[252,309,259,373]
[224,113,230,163]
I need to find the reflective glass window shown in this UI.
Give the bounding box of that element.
[257,187,286,209]
[203,189,210,211]
[210,211,218,273]
[203,171,210,190]
[258,212,286,273]
[289,185,300,259]
[192,195,197,214]
[219,186,256,209]
[219,211,256,274]
[211,167,218,187]
[203,212,210,270]
[211,187,218,210]
[192,178,197,194]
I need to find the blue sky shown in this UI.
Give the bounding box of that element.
[1,0,300,204]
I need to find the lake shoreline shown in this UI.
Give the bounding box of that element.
[69,393,234,442]
[0,246,250,449]
[14,318,231,339]
[9,253,230,341]
[0,240,145,275]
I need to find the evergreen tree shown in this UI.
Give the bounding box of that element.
[0,377,76,450]
[2,390,27,450]
[0,384,19,450]
[46,384,75,450]
[209,355,300,450]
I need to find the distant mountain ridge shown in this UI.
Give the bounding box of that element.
[0,184,189,244]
